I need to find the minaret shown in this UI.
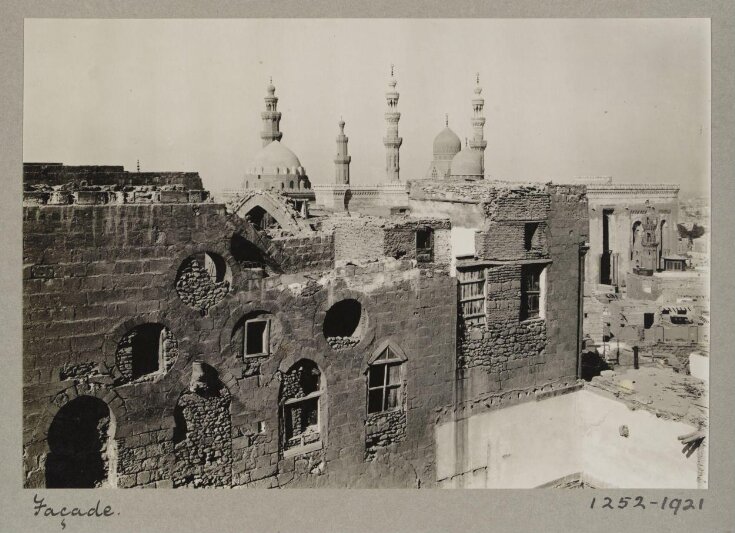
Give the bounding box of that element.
[260,77,283,147]
[468,73,487,174]
[383,65,403,182]
[334,118,351,184]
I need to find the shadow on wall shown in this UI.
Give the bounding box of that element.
[46,396,112,488]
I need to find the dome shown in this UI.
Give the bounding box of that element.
[433,127,462,157]
[451,147,483,177]
[250,140,303,175]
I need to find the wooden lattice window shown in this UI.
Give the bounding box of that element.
[458,267,486,326]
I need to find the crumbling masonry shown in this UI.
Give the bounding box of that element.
[23,164,588,489]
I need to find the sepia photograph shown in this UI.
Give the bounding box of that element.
[19,17,712,493]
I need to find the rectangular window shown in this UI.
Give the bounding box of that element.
[416,228,434,263]
[285,396,320,448]
[524,223,539,251]
[245,318,270,356]
[457,267,486,326]
[521,265,542,320]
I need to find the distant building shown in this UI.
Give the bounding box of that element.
[576,176,680,288]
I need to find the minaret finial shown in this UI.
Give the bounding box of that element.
[445,113,448,127]
[476,72,480,85]
[270,76,272,85]
[391,63,394,77]
[136,159,140,173]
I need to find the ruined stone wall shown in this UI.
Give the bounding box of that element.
[266,234,334,273]
[329,218,386,263]
[326,216,452,267]
[455,185,588,414]
[23,202,456,489]
[24,163,204,190]
[625,271,708,303]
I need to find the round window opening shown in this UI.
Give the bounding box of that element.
[323,299,366,350]
[175,252,232,314]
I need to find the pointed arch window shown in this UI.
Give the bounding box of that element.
[367,342,407,414]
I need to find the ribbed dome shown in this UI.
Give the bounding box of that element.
[433,127,462,157]
[250,140,303,175]
[451,147,483,177]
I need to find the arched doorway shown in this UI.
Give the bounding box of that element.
[631,220,642,260]
[46,396,114,488]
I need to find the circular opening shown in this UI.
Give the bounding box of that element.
[175,252,231,313]
[323,299,365,350]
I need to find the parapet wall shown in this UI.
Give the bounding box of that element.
[24,163,204,190]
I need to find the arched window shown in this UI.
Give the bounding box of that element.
[631,221,643,260]
[367,342,407,414]
[431,167,438,178]
[280,360,323,455]
[289,180,294,189]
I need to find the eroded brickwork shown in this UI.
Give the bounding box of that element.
[23,200,457,489]
[23,171,588,489]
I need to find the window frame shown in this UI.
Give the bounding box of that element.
[521,264,542,321]
[457,266,487,326]
[243,317,271,358]
[365,342,408,416]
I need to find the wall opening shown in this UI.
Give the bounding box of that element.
[175,252,231,314]
[457,266,486,326]
[115,323,178,383]
[521,265,543,321]
[230,233,267,270]
[416,227,434,262]
[323,299,365,349]
[644,313,655,330]
[524,223,539,251]
[172,362,232,488]
[279,360,323,454]
[231,311,276,365]
[600,209,614,284]
[245,206,281,231]
[46,396,113,488]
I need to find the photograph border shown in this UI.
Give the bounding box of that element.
[1,2,732,532]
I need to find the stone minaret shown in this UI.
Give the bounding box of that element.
[468,73,487,175]
[260,78,283,147]
[383,65,403,182]
[334,118,351,184]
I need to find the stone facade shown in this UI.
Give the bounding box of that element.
[407,180,589,417]
[578,177,679,288]
[23,168,589,489]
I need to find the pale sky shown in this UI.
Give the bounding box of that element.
[24,19,710,197]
